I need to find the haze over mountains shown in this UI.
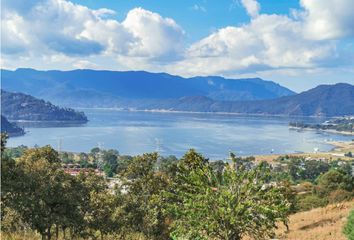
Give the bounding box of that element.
[1,68,353,117]
[1,68,294,106]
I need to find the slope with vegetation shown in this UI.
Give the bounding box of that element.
[0,115,25,136]
[1,90,88,122]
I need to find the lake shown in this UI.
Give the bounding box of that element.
[7,109,353,160]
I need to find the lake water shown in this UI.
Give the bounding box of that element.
[7,109,353,160]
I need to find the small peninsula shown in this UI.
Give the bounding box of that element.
[1,90,88,122]
[1,115,25,136]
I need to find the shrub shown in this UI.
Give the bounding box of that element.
[344,209,354,240]
[296,194,327,211]
[328,189,353,204]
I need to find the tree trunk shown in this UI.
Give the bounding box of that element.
[55,225,59,240]
[62,227,66,240]
[70,228,74,240]
[47,227,52,240]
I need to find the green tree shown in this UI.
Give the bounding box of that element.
[316,169,354,195]
[120,152,171,239]
[166,150,290,240]
[86,190,123,240]
[10,146,62,239]
[344,209,354,240]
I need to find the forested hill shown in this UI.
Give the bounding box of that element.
[1,68,295,106]
[1,115,25,136]
[134,83,354,117]
[1,90,88,122]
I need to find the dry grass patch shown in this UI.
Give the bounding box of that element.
[276,200,354,240]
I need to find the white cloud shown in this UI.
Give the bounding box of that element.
[122,8,185,60]
[240,0,260,18]
[170,13,336,76]
[1,0,353,85]
[1,0,184,62]
[300,0,354,40]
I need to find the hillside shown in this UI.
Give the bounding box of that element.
[275,200,354,240]
[134,83,354,117]
[1,90,88,122]
[1,115,25,136]
[1,68,295,106]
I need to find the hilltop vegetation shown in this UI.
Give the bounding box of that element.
[1,90,88,122]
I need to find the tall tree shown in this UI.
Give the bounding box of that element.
[166,150,290,240]
[120,153,171,239]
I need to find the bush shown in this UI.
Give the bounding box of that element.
[296,194,327,211]
[344,209,354,240]
[294,181,313,193]
[328,189,353,204]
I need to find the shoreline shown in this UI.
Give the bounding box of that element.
[254,139,354,163]
[289,126,354,136]
[74,107,339,119]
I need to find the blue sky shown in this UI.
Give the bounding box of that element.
[2,0,354,91]
[70,0,300,43]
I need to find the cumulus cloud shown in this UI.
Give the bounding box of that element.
[300,0,354,40]
[1,0,184,62]
[122,8,185,60]
[240,0,260,18]
[1,0,353,80]
[168,0,352,76]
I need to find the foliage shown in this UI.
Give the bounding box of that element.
[316,169,354,194]
[328,189,353,204]
[4,138,352,239]
[344,209,354,240]
[120,153,171,239]
[289,159,329,182]
[166,150,290,240]
[296,194,327,211]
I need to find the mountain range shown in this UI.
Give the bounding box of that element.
[1,68,353,117]
[1,68,295,106]
[137,83,353,116]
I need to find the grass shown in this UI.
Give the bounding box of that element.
[275,199,354,240]
[2,200,353,240]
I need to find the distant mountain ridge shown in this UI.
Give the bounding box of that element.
[1,69,352,117]
[1,90,88,122]
[133,83,353,117]
[1,68,295,106]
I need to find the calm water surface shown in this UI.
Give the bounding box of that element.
[7,109,353,159]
